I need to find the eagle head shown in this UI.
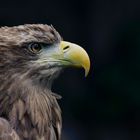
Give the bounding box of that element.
[0,24,90,89]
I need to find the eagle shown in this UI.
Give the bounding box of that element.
[0,24,90,140]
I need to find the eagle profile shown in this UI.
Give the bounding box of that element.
[0,24,90,140]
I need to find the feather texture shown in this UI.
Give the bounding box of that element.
[0,24,62,140]
[0,118,20,140]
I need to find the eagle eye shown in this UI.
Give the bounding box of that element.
[28,43,42,53]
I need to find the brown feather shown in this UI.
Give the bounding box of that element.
[0,118,20,140]
[0,24,62,140]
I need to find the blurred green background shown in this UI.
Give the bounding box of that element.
[0,0,140,139]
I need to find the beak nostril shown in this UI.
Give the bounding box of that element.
[63,46,70,50]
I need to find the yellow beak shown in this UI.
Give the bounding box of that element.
[59,41,90,76]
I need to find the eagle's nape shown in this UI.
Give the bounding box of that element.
[0,24,90,140]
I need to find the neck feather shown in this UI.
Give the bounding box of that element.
[0,71,62,139]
